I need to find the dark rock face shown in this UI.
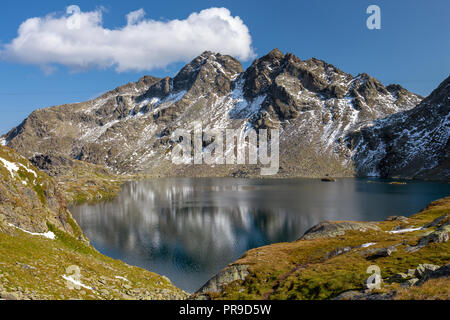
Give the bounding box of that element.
[348,76,450,180]
[30,153,75,176]
[243,48,285,100]
[417,264,450,284]
[3,49,444,179]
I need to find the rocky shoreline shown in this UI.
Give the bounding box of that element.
[192,198,450,300]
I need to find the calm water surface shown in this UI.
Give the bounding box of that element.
[70,178,450,292]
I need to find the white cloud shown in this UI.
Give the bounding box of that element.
[126,9,146,25]
[1,6,255,72]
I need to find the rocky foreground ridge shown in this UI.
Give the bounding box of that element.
[2,49,447,180]
[193,198,450,300]
[0,145,187,300]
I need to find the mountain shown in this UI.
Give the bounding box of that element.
[3,49,445,179]
[348,76,450,180]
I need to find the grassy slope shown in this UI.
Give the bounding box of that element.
[46,159,128,205]
[0,222,187,300]
[201,198,450,300]
[0,146,187,300]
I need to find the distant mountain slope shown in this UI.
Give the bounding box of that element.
[348,76,450,180]
[3,49,441,179]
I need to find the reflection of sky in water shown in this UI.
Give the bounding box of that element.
[70,178,450,293]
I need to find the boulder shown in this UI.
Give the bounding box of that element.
[366,246,397,260]
[300,221,380,240]
[0,292,19,300]
[334,290,396,300]
[417,223,449,247]
[401,278,419,288]
[385,216,408,222]
[387,273,409,283]
[194,264,249,297]
[332,290,361,300]
[414,264,440,279]
[416,264,450,285]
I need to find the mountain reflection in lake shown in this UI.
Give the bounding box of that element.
[70,178,450,293]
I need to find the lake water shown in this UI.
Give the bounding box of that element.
[70,178,450,293]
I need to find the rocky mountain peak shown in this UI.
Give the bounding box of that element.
[354,73,388,94]
[242,49,422,131]
[266,48,285,59]
[243,49,287,99]
[173,51,243,94]
[243,50,353,102]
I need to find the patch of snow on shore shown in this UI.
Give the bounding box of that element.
[8,223,55,239]
[388,227,422,234]
[62,275,93,290]
[360,242,376,248]
[115,276,130,282]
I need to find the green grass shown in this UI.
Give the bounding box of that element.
[0,221,187,300]
[204,197,450,300]
[0,145,187,300]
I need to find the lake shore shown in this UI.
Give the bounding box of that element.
[69,177,450,294]
[192,197,450,300]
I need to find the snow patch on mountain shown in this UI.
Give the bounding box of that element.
[8,223,56,240]
[0,157,38,181]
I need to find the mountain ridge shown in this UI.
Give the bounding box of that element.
[2,49,447,180]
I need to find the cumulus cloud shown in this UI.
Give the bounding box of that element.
[1,6,255,72]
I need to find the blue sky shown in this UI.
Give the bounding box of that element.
[0,0,449,134]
